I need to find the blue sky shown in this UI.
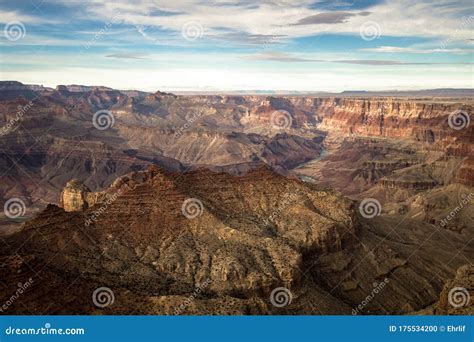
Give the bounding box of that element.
[0,0,473,92]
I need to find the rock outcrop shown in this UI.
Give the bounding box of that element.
[59,179,93,212]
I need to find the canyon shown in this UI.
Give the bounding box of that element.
[0,81,472,314]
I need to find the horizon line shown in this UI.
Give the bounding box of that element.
[2,80,474,96]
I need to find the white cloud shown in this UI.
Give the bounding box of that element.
[0,10,61,24]
[362,46,473,55]
[4,1,472,47]
[78,0,474,42]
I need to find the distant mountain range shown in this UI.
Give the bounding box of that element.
[1,81,473,99]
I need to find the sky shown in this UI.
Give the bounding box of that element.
[0,0,473,92]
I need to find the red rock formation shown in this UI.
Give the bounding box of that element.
[316,98,472,146]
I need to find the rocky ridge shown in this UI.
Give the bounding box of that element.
[1,165,473,314]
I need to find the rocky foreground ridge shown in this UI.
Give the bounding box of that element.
[0,166,472,314]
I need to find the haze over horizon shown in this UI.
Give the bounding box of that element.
[4,80,474,95]
[1,0,473,92]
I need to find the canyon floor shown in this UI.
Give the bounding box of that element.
[0,82,472,315]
